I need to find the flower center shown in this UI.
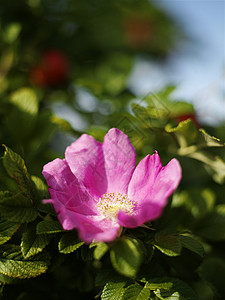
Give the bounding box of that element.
[96,192,135,221]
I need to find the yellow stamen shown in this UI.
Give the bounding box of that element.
[96,192,135,221]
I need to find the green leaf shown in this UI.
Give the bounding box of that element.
[2,145,34,194]
[31,176,55,212]
[95,265,127,287]
[110,237,145,278]
[165,119,198,148]
[195,204,225,241]
[50,115,79,135]
[154,234,182,257]
[198,129,225,147]
[145,87,194,119]
[6,88,39,139]
[3,23,21,43]
[132,90,196,130]
[165,121,225,183]
[179,234,204,257]
[154,289,181,299]
[36,201,56,216]
[168,102,194,119]
[101,281,126,300]
[36,220,64,234]
[94,242,109,260]
[187,151,225,184]
[167,125,225,151]
[16,292,30,300]
[166,120,225,150]
[81,245,94,261]
[31,176,49,200]
[146,277,196,299]
[123,283,150,300]
[85,53,133,96]
[0,272,21,284]
[0,191,38,223]
[21,227,51,259]
[172,188,215,218]
[0,221,20,245]
[132,104,156,128]
[0,281,4,295]
[198,258,225,297]
[145,280,173,290]
[0,245,48,279]
[58,232,84,254]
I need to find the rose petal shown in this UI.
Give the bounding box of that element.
[49,199,120,243]
[118,202,163,228]
[128,152,162,203]
[77,217,120,244]
[102,128,136,194]
[42,158,120,243]
[42,158,97,213]
[43,158,78,191]
[150,158,182,206]
[118,153,182,227]
[48,188,95,215]
[128,153,181,207]
[42,130,182,243]
[65,134,107,198]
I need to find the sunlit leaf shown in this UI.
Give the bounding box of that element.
[6,88,39,140]
[179,234,204,257]
[58,232,84,254]
[123,283,150,300]
[93,242,109,260]
[0,245,48,279]
[36,220,64,234]
[146,277,196,299]
[165,119,198,148]
[0,191,38,223]
[21,227,51,259]
[3,23,21,43]
[110,237,145,278]
[153,234,182,257]
[2,145,34,195]
[0,221,20,245]
[198,129,225,147]
[31,176,49,200]
[101,281,126,300]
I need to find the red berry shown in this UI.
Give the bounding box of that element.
[175,113,200,128]
[123,15,154,48]
[30,50,68,87]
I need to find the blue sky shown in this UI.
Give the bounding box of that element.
[128,0,225,125]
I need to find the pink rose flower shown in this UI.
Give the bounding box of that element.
[42,128,182,244]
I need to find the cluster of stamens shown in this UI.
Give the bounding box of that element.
[96,192,135,221]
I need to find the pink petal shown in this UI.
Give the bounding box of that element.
[48,188,95,215]
[77,217,120,244]
[118,153,182,227]
[42,158,97,214]
[118,202,163,228]
[65,134,107,198]
[42,158,120,243]
[47,198,120,243]
[128,152,162,204]
[150,158,182,206]
[43,158,77,191]
[102,128,136,194]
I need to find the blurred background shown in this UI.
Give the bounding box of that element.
[129,0,225,126]
[0,2,225,299]
[0,0,224,175]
